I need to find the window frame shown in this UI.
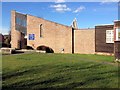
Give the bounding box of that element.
[115,28,120,41]
[16,17,27,27]
[106,30,114,43]
[40,24,42,38]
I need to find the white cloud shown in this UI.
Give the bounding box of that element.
[73,6,85,13]
[0,27,9,35]
[50,4,71,12]
[55,0,65,3]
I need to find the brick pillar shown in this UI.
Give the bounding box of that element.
[114,41,120,61]
[11,10,27,49]
[11,10,21,49]
[114,20,120,62]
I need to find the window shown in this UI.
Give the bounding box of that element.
[106,30,114,43]
[16,17,21,25]
[15,17,27,35]
[115,28,120,41]
[16,17,27,27]
[22,20,26,27]
[29,34,35,40]
[40,24,42,37]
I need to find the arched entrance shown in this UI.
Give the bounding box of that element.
[36,45,54,53]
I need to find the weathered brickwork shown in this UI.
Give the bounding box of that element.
[74,29,95,54]
[11,10,21,49]
[27,15,73,53]
[11,11,26,49]
[11,10,119,54]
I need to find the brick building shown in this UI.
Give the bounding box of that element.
[11,10,120,55]
[95,25,114,53]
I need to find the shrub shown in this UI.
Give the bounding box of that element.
[37,45,54,53]
[37,45,46,51]
[26,46,34,50]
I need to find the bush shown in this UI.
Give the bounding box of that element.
[25,46,34,50]
[37,45,46,51]
[37,45,54,53]
[2,43,9,47]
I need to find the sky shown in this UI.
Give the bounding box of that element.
[1,0,119,35]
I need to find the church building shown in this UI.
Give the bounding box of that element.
[11,10,120,55]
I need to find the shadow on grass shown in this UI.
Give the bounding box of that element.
[2,65,46,80]
[2,75,70,89]
[6,75,114,89]
[55,63,102,73]
[2,63,118,89]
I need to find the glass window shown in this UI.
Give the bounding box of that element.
[16,17,26,27]
[15,17,27,35]
[115,28,120,41]
[106,30,114,43]
[16,17,20,25]
[40,24,42,37]
[22,20,27,27]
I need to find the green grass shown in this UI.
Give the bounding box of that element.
[2,53,120,89]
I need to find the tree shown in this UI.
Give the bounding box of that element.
[4,31,11,48]
[0,33,4,48]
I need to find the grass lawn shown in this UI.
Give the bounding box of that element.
[2,53,120,89]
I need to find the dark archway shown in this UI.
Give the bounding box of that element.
[37,45,54,53]
[26,46,34,50]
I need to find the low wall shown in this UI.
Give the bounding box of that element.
[95,52,114,56]
[1,48,15,54]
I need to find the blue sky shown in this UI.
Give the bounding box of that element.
[1,1,118,34]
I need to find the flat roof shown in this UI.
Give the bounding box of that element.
[95,24,113,26]
[114,20,120,22]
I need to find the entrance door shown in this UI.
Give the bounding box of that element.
[17,40,21,49]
